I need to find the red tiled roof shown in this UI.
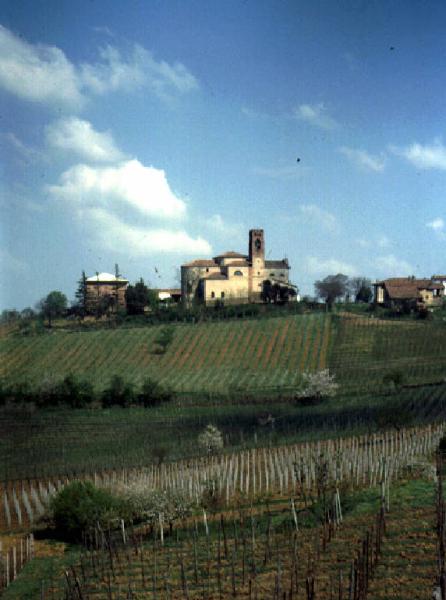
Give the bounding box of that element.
[214,251,248,259]
[183,259,217,267]
[265,260,289,269]
[226,260,249,267]
[375,277,442,299]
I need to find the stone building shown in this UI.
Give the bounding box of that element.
[373,276,444,310]
[181,229,295,306]
[85,272,129,312]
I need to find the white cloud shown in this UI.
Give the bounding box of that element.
[427,217,444,231]
[48,159,187,220]
[306,256,357,276]
[373,254,414,277]
[86,208,211,255]
[80,44,198,100]
[356,235,390,249]
[298,204,339,233]
[0,25,198,109]
[294,103,338,130]
[339,146,385,172]
[46,117,126,162]
[393,140,446,170]
[0,24,84,108]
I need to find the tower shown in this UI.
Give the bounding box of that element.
[248,229,265,301]
[249,229,265,269]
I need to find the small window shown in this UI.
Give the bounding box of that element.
[211,291,215,298]
[206,268,209,272]
[234,270,243,276]
[269,273,275,277]
[221,292,225,298]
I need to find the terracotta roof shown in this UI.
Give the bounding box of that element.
[214,251,248,259]
[375,277,442,299]
[432,275,446,281]
[227,260,249,267]
[203,273,227,280]
[265,260,289,269]
[183,259,217,267]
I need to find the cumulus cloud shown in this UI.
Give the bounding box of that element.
[339,146,386,172]
[0,25,198,109]
[85,208,211,255]
[46,117,126,162]
[3,132,41,162]
[306,256,357,276]
[48,159,187,220]
[206,214,244,239]
[298,204,339,233]
[373,254,413,277]
[294,103,338,130]
[392,140,446,170]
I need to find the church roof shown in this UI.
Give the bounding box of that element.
[183,259,217,267]
[213,251,248,259]
[86,272,128,283]
[265,260,289,269]
[226,260,249,267]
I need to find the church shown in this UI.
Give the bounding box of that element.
[181,229,296,306]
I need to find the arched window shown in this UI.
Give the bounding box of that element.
[221,292,225,298]
[234,270,243,276]
[211,291,215,298]
[269,273,275,277]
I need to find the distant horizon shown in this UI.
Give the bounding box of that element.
[1,1,444,310]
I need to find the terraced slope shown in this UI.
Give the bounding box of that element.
[1,314,332,392]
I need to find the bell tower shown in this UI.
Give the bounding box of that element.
[249,229,265,268]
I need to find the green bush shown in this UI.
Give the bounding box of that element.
[50,481,123,542]
[139,378,172,407]
[102,375,135,407]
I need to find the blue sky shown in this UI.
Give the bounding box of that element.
[1,0,445,310]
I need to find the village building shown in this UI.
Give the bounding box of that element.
[155,288,182,304]
[181,229,296,306]
[373,276,444,310]
[85,272,129,312]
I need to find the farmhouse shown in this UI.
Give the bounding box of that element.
[181,229,296,306]
[86,272,129,312]
[373,276,444,310]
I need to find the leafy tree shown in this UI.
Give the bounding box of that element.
[314,274,349,310]
[125,278,157,315]
[1,309,19,323]
[50,481,123,542]
[198,424,224,455]
[55,374,95,408]
[74,270,88,317]
[38,291,68,327]
[349,277,372,303]
[262,280,297,304]
[296,369,339,405]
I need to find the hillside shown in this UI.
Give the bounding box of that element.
[1,313,445,395]
[1,313,332,393]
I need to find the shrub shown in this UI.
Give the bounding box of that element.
[139,378,172,407]
[50,481,123,542]
[102,375,135,408]
[54,374,95,408]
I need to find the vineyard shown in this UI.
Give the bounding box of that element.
[1,424,445,598]
[330,315,446,392]
[1,314,332,393]
[1,313,445,396]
